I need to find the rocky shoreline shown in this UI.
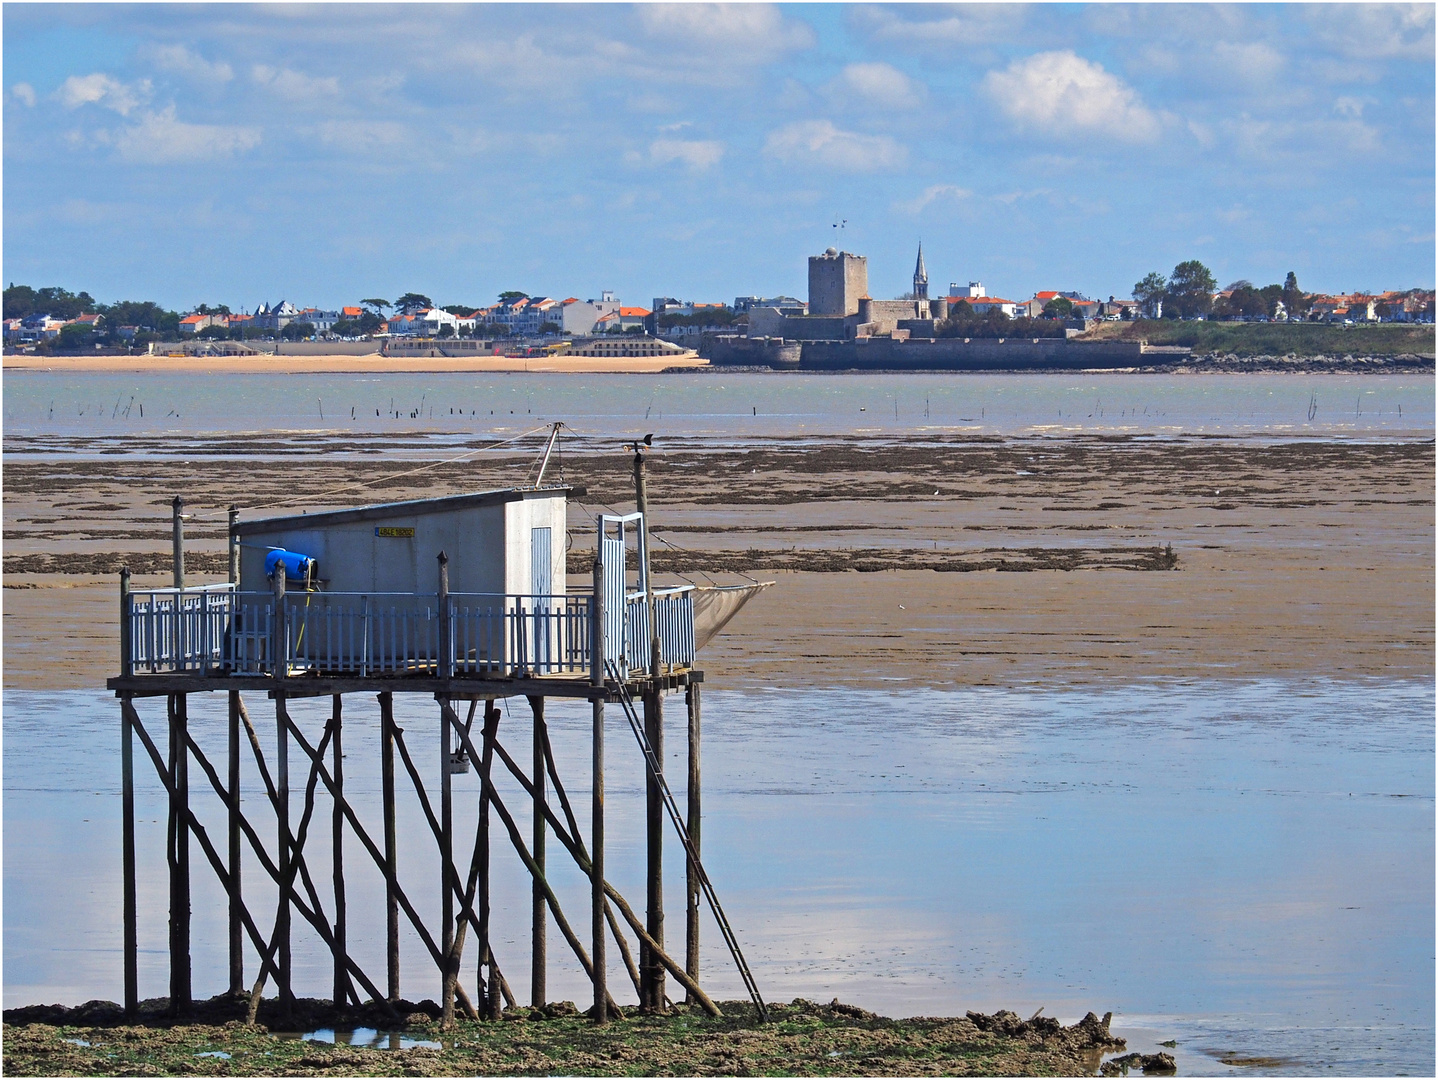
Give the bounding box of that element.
[0,995,1158,1076]
[1169,351,1433,373]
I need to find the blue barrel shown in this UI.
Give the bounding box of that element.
[265,548,316,582]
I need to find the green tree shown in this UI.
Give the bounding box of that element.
[1041,296,1074,319]
[197,323,230,340]
[4,283,37,319]
[1165,260,1217,318]
[395,292,432,312]
[436,324,455,339]
[360,298,390,315]
[281,321,315,341]
[498,290,528,303]
[1132,272,1167,317]
[194,303,232,316]
[442,304,477,317]
[57,321,94,349]
[1280,271,1310,316]
[538,321,561,335]
[6,285,97,320]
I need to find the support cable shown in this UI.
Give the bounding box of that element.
[605,660,767,1020]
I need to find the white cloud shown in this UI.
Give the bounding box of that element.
[983,51,1161,141]
[855,4,1020,48]
[895,184,972,215]
[764,119,907,171]
[251,64,340,100]
[317,119,407,153]
[1333,95,1374,119]
[637,3,815,57]
[106,106,260,164]
[11,82,36,107]
[650,138,725,171]
[828,63,927,110]
[1211,41,1286,84]
[1307,3,1434,60]
[145,44,233,86]
[56,73,151,116]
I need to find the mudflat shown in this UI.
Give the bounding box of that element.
[4,433,1431,691]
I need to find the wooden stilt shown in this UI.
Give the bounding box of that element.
[591,557,608,1024]
[137,706,389,1015]
[530,695,547,1008]
[643,688,665,1011]
[228,690,243,995]
[121,692,138,1015]
[477,729,719,1016]
[380,691,399,1001]
[331,694,347,1008]
[440,695,454,1013]
[685,682,701,999]
[169,692,192,1013]
[480,701,501,1020]
[275,691,292,1014]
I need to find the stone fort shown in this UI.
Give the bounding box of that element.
[750,245,950,340]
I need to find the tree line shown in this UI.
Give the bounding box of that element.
[1132,262,1309,320]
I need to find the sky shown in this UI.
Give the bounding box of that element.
[3,2,1434,313]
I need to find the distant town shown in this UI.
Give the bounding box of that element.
[3,245,1434,361]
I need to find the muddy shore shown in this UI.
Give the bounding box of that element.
[1,996,1138,1077]
[3,432,1432,691]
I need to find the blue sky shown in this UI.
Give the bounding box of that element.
[4,3,1434,312]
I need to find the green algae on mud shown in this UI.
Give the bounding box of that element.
[1,997,1126,1077]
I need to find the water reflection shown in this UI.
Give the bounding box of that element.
[287,1027,441,1050]
[3,680,1432,1076]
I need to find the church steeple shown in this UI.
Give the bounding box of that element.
[913,242,928,301]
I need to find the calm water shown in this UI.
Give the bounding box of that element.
[4,681,1432,1076]
[2,371,1432,447]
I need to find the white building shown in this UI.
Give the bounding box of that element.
[559,293,621,335]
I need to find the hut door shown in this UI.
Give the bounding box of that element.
[597,512,643,673]
[530,527,553,670]
[530,527,552,597]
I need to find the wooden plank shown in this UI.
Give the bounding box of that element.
[106,673,689,699]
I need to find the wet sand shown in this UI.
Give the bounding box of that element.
[2,352,705,375]
[4,434,1431,691]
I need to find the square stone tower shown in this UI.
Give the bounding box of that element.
[808,248,868,316]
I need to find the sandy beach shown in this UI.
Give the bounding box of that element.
[4,433,1431,691]
[2,352,707,375]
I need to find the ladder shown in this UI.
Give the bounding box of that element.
[607,660,767,1021]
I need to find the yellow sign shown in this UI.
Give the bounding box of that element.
[374,526,415,538]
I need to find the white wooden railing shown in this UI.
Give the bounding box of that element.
[121,583,694,679]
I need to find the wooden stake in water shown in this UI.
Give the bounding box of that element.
[530,695,548,1007]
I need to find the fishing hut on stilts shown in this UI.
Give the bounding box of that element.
[108,430,769,1026]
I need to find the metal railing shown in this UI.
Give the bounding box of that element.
[123,584,694,679]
